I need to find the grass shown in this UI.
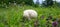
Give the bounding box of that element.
[0,5,60,27]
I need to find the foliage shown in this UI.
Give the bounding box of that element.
[0,0,34,6]
[0,5,60,27]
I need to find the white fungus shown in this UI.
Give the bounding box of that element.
[23,9,38,20]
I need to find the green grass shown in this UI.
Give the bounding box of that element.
[0,5,60,27]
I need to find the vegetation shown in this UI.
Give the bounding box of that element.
[0,0,34,6]
[0,4,60,27]
[0,0,60,27]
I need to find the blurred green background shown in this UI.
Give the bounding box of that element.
[0,0,60,27]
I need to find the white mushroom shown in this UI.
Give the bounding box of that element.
[23,9,38,20]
